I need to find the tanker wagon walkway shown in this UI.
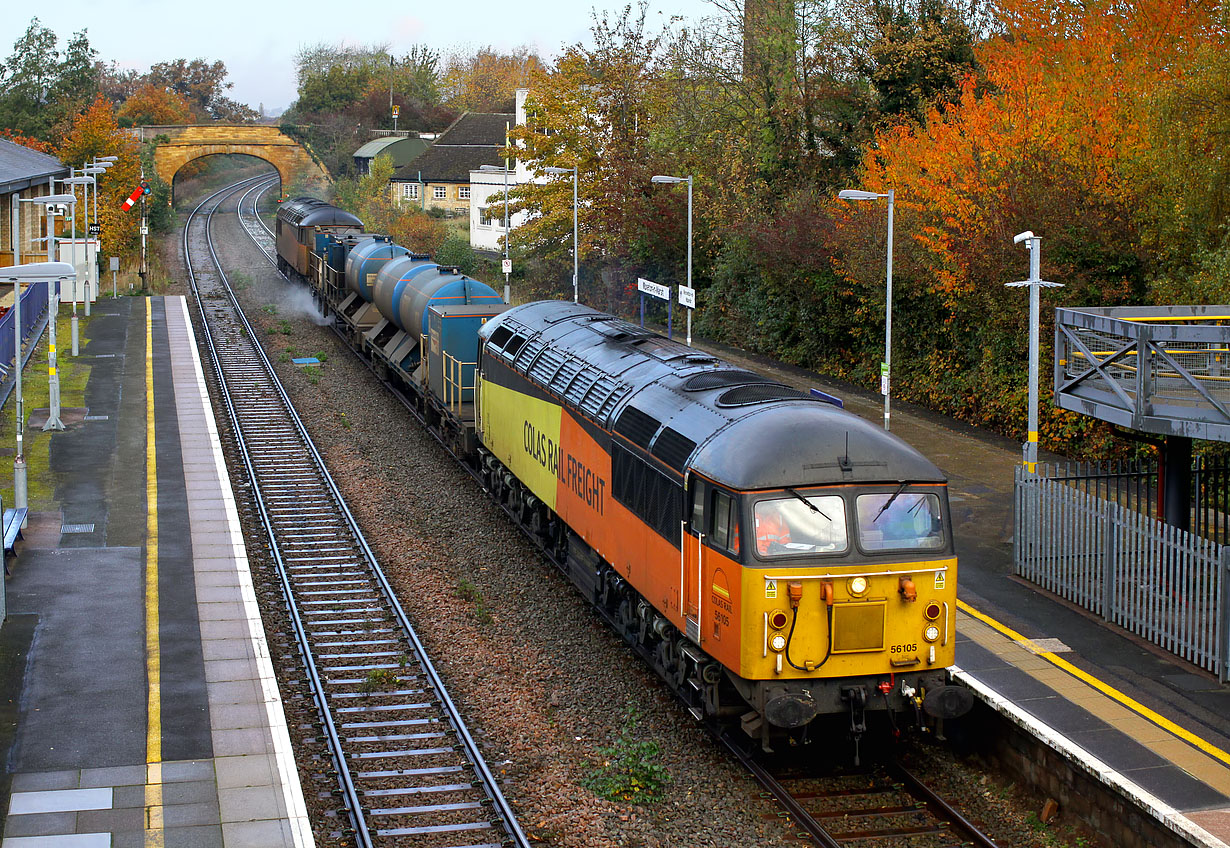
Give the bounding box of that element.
[0,296,312,847]
[691,335,1230,848]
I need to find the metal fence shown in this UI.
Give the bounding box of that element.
[1015,465,1230,679]
[0,281,49,410]
[1040,456,1230,545]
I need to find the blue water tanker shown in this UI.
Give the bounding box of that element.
[344,237,418,303]
[372,256,503,340]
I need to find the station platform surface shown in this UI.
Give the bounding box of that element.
[0,296,312,847]
[698,338,1230,847]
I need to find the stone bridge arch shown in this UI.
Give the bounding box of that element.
[135,125,330,202]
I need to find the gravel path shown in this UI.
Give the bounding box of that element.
[161,171,1102,848]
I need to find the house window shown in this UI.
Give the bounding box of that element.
[433,185,447,200]
[478,206,494,227]
[402,183,420,200]
[458,186,471,200]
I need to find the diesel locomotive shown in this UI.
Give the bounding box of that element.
[274,197,971,749]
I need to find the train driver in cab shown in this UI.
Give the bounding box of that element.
[756,501,792,555]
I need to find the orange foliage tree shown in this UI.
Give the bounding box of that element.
[115,83,194,127]
[56,95,142,261]
[829,0,1221,448]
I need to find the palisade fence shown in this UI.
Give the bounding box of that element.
[1014,463,1230,680]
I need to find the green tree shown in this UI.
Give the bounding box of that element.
[0,18,63,138]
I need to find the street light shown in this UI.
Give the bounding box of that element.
[2,262,74,513]
[60,174,95,357]
[651,175,692,345]
[479,164,512,303]
[82,159,114,319]
[17,192,77,433]
[543,166,579,304]
[1006,231,1063,473]
[838,188,895,431]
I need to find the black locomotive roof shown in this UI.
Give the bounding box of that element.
[276,196,363,228]
[481,301,945,490]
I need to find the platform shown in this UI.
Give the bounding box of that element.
[0,296,312,847]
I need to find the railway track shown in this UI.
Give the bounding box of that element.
[233,181,1005,848]
[185,174,530,848]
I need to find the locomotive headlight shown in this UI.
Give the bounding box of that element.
[848,576,868,597]
[770,634,787,652]
[923,624,941,643]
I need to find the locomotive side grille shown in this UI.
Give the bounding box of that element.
[513,337,546,373]
[650,427,697,472]
[683,370,764,391]
[614,406,661,449]
[715,384,811,407]
[583,379,629,423]
[529,347,567,385]
[551,358,584,395]
[564,370,599,406]
[830,602,887,653]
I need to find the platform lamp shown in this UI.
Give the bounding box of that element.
[15,192,77,441]
[1006,231,1063,473]
[838,188,895,431]
[60,174,94,357]
[543,166,578,304]
[478,164,512,303]
[81,159,115,319]
[2,262,75,514]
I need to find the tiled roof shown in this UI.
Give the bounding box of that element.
[391,145,504,184]
[389,112,514,184]
[0,138,67,195]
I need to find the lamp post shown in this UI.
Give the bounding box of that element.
[479,164,512,303]
[61,174,95,356]
[651,174,692,345]
[82,158,115,318]
[3,262,74,513]
[838,188,895,430]
[19,193,77,433]
[544,166,579,304]
[1006,232,1062,473]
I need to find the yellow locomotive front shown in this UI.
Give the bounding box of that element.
[730,483,963,740]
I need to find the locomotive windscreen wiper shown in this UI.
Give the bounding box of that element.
[784,487,831,522]
[873,481,909,523]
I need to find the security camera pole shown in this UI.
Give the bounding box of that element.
[1006,231,1063,473]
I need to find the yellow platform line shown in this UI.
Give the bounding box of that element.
[958,599,1230,768]
[145,299,165,847]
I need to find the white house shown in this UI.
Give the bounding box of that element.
[468,88,536,253]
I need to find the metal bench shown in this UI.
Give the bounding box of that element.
[3,507,27,571]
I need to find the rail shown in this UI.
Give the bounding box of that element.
[200,175,530,847]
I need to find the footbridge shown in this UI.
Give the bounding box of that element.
[133,125,330,200]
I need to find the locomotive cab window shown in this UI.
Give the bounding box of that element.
[754,493,848,558]
[709,489,740,556]
[855,489,945,552]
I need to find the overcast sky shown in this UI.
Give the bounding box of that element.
[0,0,716,114]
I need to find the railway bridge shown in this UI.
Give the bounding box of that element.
[133,124,329,200]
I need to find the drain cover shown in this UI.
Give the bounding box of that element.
[60,524,95,534]
[83,415,109,421]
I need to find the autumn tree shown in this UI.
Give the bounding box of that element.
[827,0,1221,446]
[116,83,194,126]
[146,58,256,122]
[441,47,542,113]
[56,95,142,261]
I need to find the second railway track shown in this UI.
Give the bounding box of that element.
[184,175,529,848]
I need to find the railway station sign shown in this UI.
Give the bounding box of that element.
[678,284,695,309]
[88,224,101,237]
[637,277,670,301]
[502,258,512,274]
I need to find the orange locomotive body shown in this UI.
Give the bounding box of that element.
[476,302,970,746]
